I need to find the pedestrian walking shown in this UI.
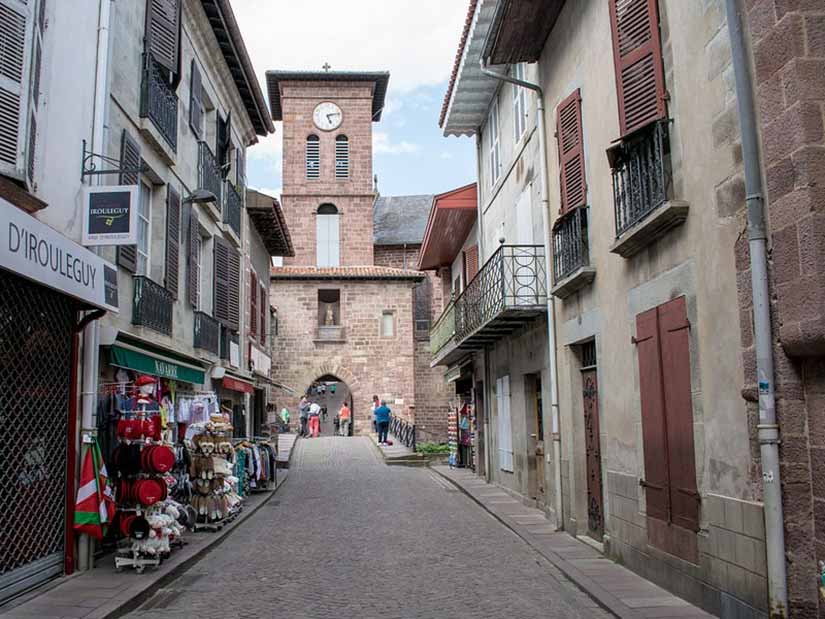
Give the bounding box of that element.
[298,396,310,437]
[339,402,351,436]
[374,400,391,445]
[309,402,321,438]
[279,406,290,433]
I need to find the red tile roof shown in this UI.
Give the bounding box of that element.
[439,0,479,128]
[270,266,425,281]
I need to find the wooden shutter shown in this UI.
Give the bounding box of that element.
[464,245,479,283]
[249,271,257,338]
[556,89,586,212]
[214,237,230,325]
[609,0,667,136]
[635,306,670,522]
[117,129,141,273]
[189,59,202,138]
[496,376,513,472]
[227,244,240,330]
[216,112,230,171]
[164,185,181,297]
[0,0,31,180]
[187,206,200,308]
[659,297,699,531]
[259,283,266,345]
[145,0,180,74]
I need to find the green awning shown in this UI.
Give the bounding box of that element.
[110,345,205,384]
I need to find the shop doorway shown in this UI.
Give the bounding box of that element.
[526,373,546,507]
[252,388,266,437]
[306,375,352,436]
[474,381,485,478]
[580,341,604,541]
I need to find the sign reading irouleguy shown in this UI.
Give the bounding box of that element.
[82,185,138,246]
[1,197,119,312]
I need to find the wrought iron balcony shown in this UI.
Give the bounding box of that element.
[551,207,595,299]
[139,55,178,151]
[429,301,455,356]
[224,182,242,239]
[194,311,220,356]
[198,141,223,207]
[432,245,547,366]
[219,325,239,364]
[132,276,173,336]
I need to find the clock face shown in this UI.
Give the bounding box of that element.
[313,102,343,131]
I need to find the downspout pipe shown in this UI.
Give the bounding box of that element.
[725,0,787,615]
[479,56,563,529]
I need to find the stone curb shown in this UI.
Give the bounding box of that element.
[431,467,639,619]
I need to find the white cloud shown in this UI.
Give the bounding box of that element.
[373,131,419,155]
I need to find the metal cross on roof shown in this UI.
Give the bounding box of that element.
[322,62,331,72]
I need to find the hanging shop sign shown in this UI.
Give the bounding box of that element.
[222,376,254,394]
[82,185,139,246]
[110,344,205,384]
[1,197,119,312]
[249,343,271,377]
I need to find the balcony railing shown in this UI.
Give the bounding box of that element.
[199,141,223,206]
[454,245,547,341]
[139,55,178,151]
[219,325,239,363]
[194,311,220,355]
[553,207,590,283]
[611,119,672,237]
[429,300,455,356]
[224,182,242,238]
[132,276,173,336]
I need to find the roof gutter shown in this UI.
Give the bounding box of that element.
[479,50,563,530]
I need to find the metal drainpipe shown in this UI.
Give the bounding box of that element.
[479,57,564,528]
[78,0,112,572]
[725,0,787,615]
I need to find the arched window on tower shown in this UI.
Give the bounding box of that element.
[335,135,349,179]
[306,134,320,179]
[316,203,340,267]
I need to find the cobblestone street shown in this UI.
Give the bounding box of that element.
[127,437,610,619]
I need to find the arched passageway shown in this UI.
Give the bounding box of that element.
[304,374,353,437]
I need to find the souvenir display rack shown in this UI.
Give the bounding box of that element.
[187,423,243,532]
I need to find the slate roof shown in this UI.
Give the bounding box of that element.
[270,266,424,281]
[373,194,435,246]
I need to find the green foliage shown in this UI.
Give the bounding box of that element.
[415,442,450,454]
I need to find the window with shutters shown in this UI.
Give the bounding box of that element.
[249,270,258,338]
[306,135,320,179]
[145,0,181,76]
[316,203,340,267]
[463,245,479,285]
[496,375,513,472]
[137,182,152,276]
[188,206,201,309]
[259,283,266,346]
[214,237,240,330]
[216,112,231,174]
[556,89,586,213]
[189,59,204,138]
[512,63,527,142]
[164,185,181,297]
[335,135,349,179]
[635,296,699,534]
[488,98,501,186]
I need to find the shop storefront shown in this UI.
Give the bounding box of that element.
[0,197,117,604]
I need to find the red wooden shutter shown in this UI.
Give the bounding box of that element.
[259,284,266,346]
[164,185,181,298]
[659,296,699,531]
[249,271,257,338]
[464,245,479,283]
[635,306,670,522]
[608,0,667,136]
[188,207,200,308]
[556,89,586,212]
[117,129,140,273]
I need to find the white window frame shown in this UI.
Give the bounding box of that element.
[512,63,527,142]
[316,206,340,267]
[488,98,501,186]
[136,181,152,276]
[381,310,395,337]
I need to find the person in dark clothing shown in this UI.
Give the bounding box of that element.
[298,396,310,437]
[374,400,391,446]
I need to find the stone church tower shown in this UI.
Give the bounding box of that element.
[265,70,436,436]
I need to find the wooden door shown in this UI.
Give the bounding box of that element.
[533,375,546,506]
[582,368,604,540]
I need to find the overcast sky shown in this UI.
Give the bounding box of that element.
[232,0,476,199]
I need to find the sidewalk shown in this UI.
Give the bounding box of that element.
[433,466,716,619]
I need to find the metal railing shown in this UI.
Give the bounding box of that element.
[454,245,547,341]
[139,54,178,151]
[132,276,173,336]
[611,119,672,237]
[219,326,239,362]
[430,300,456,356]
[224,182,242,238]
[552,207,590,283]
[390,416,416,451]
[199,141,223,206]
[193,311,220,355]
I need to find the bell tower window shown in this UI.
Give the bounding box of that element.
[306,134,320,179]
[335,135,349,179]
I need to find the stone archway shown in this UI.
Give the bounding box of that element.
[299,363,364,436]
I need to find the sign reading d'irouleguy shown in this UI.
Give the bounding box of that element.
[82,185,138,246]
[1,197,119,312]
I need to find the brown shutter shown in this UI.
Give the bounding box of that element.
[0,0,28,179]
[556,89,586,212]
[659,296,699,531]
[259,283,266,346]
[464,245,479,283]
[608,0,667,136]
[249,270,257,338]
[164,185,181,297]
[213,237,230,325]
[227,244,240,330]
[188,207,200,308]
[145,0,180,74]
[117,129,141,273]
[189,59,202,138]
[635,306,670,522]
